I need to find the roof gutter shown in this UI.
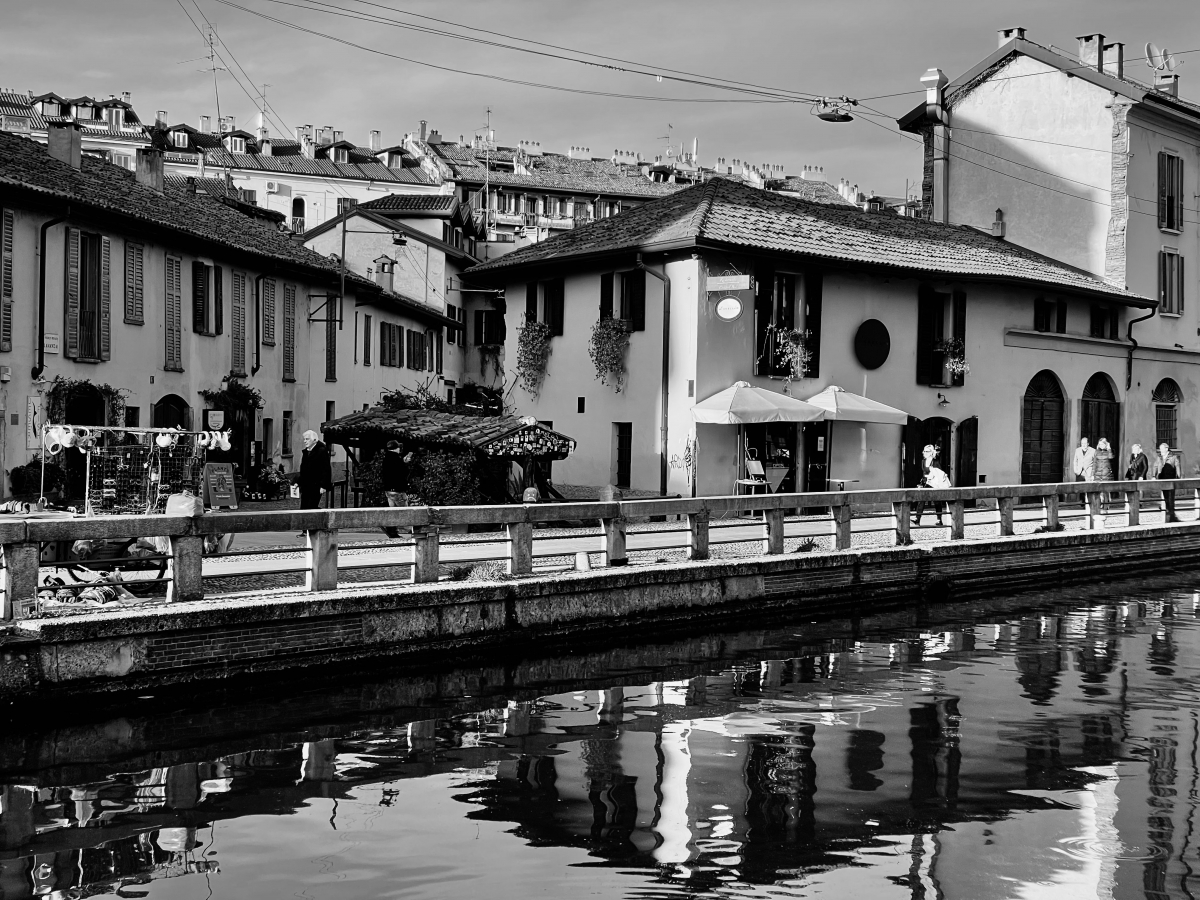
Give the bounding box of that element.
[637,253,671,497]
[1126,304,1157,391]
[33,207,69,381]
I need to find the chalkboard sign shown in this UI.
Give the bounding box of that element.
[202,462,238,510]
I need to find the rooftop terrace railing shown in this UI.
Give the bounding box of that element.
[3,478,1199,621]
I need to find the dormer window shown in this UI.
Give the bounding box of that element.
[228,136,246,154]
[386,151,403,167]
[42,101,59,116]
[334,147,349,164]
[173,131,189,149]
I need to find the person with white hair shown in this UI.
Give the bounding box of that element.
[299,429,332,509]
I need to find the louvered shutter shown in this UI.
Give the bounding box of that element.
[803,272,823,378]
[231,272,246,375]
[363,314,372,366]
[192,261,207,332]
[214,265,223,335]
[262,279,276,344]
[124,243,144,323]
[426,329,434,371]
[381,322,389,367]
[99,236,111,360]
[164,256,182,370]
[599,272,614,319]
[393,325,402,367]
[1180,255,1185,313]
[1,209,13,352]
[1175,158,1185,233]
[951,290,966,386]
[436,328,443,374]
[64,227,81,358]
[1158,152,1168,229]
[282,284,295,380]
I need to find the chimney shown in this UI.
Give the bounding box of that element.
[135,147,164,194]
[1103,42,1125,78]
[1077,34,1105,72]
[121,91,132,104]
[260,136,272,156]
[333,130,343,143]
[427,129,442,145]
[369,129,381,152]
[226,114,236,132]
[199,114,210,132]
[156,110,168,125]
[419,119,427,141]
[294,125,304,142]
[257,124,269,142]
[921,68,949,123]
[319,125,333,145]
[997,26,1026,47]
[374,257,395,293]
[992,208,1006,238]
[47,121,82,169]
[1155,72,1180,96]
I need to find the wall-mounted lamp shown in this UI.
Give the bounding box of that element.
[937,392,950,408]
[391,232,407,246]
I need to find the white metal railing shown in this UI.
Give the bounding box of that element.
[3,478,1197,621]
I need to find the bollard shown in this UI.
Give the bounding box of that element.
[167,534,204,603]
[601,516,628,566]
[305,529,339,592]
[833,502,852,550]
[507,522,533,576]
[688,510,710,560]
[412,526,440,583]
[1043,493,1060,529]
[950,500,965,540]
[763,508,785,555]
[574,551,592,572]
[1125,489,1141,526]
[892,500,911,545]
[998,497,1015,536]
[2,542,39,621]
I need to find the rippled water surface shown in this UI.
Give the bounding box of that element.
[6,577,1200,899]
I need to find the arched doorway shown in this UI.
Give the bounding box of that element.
[1081,373,1119,456]
[903,416,954,487]
[151,394,192,430]
[62,384,104,501]
[1152,378,1182,449]
[291,197,306,233]
[1022,371,1064,484]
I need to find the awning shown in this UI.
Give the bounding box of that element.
[802,385,908,425]
[691,381,826,425]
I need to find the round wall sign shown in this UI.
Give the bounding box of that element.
[715,296,743,321]
[854,319,891,370]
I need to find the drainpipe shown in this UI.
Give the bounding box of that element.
[637,253,671,496]
[252,272,265,375]
[1125,304,1157,390]
[33,208,70,381]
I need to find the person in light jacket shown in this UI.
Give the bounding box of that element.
[1072,437,1096,482]
[912,445,949,527]
[299,430,332,510]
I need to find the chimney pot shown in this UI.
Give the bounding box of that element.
[1103,42,1125,78]
[998,26,1027,47]
[419,119,428,141]
[1076,33,1105,72]
[1155,72,1180,96]
[135,147,164,194]
[200,114,210,132]
[47,121,82,169]
[370,129,382,152]
[921,68,949,123]
[121,91,132,104]
[156,110,168,125]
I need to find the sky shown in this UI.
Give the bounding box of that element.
[3,0,1198,197]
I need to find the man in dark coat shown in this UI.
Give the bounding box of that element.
[299,429,332,509]
[379,439,413,538]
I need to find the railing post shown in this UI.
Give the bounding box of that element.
[687,511,710,560]
[1193,486,1200,521]
[167,534,204,603]
[601,515,628,567]
[305,528,339,592]
[507,522,533,576]
[2,541,39,621]
[1126,489,1141,526]
[1085,490,1104,530]
[412,526,440,583]
[892,500,911,545]
[950,500,965,540]
[834,501,852,551]
[1043,493,1060,529]
[763,508,785,555]
[998,497,1015,537]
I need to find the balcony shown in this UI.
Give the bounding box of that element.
[291,216,306,233]
[546,216,574,230]
[492,212,523,226]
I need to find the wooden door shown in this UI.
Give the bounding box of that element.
[956,417,978,487]
[1022,371,1064,484]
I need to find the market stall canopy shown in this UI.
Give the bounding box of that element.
[803,385,908,425]
[323,407,576,460]
[691,381,826,424]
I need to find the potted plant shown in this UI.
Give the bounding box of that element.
[515,320,553,397]
[761,325,812,391]
[588,317,632,392]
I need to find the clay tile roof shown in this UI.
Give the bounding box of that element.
[359,194,458,213]
[469,177,1150,304]
[768,178,857,207]
[0,93,44,129]
[322,406,576,458]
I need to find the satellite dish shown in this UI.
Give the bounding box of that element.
[1165,50,1178,71]
[1146,42,1165,70]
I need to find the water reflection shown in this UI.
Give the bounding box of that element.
[5,590,1200,897]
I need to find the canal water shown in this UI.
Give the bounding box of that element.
[5,576,1200,899]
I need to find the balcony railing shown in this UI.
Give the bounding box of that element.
[78,309,99,360]
[291,216,306,233]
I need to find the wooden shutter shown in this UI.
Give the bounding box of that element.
[1158,152,1168,229]
[123,242,144,324]
[458,307,466,347]
[599,272,614,319]
[951,289,966,386]
[1180,255,1186,313]
[915,285,938,385]
[526,281,538,321]
[1175,158,1185,233]
[214,265,223,335]
[406,328,414,369]
[99,236,111,360]
[231,272,246,375]
[426,329,434,371]
[363,314,372,365]
[803,272,822,378]
[192,261,207,333]
[436,328,443,374]
[546,278,564,336]
[474,308,485,345]
[325,312,336,381]
[283,284,295,380]
[0,209,13,352]
[262,279,276,344]
[1056,299,1068,332]
[380,322,389,367]
[392,325,401,367]
[628,271,646,332]
[164,255,182,370]
[64,226,81,358]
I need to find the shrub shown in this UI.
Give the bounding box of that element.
[10,458,64,497]
[408,449,485,506]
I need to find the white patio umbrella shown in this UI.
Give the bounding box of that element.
[691,381,826,424]
[802,385,908,425]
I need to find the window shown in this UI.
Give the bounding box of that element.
[283,284,296,381]
[446,303,458,343]
[755,271,795,378]
[620,272,645,330]
[124,406,140,427]
[228,137,246,154]
[379,321,402,367]
[64,228,111,362]
[544,278,565,336]
[262,278,276,344]
[325,309,336,381]
[325,401,336,423]
[334,148,349,164]
[1153,378,1182,448]
[1033,297,1055,333]
[916,287,946,386]
[240,189,257,206]
[123,242,144,325]
[436,328,443,374]
[613,422,632,488]
[1159,152,1184,232]
[363,314,372,365]
[474,309,504,345]
[263,418,274,460]
[111,153,133,171]
[1089,303,1119,340]
[290,198,305,234]
[337,197,358,215]
[577,397,585,413]
[525,282,538,322]
[164,255,182,370]
[192,261,222,335]
[1,208,13,351]
[1160,249,1184,315]
[172,130,189,149]
[282,410,293,456]
[231,272,247,375]
[406,328,428,370]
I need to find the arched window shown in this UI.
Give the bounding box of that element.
[1153,378,1182,449]
[1022,370,1064,484]
[151,394,192,430]
[1081,373,1120,453]
[291,197,305,233]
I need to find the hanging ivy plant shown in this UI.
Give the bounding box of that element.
[761,325,812,391]
[478,343,503,379]
[515,320,553,397]
[44,375,128,427]
[589,317,631,392]
[199,380,264,413]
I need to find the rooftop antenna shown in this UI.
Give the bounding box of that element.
[658,124,674,158]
